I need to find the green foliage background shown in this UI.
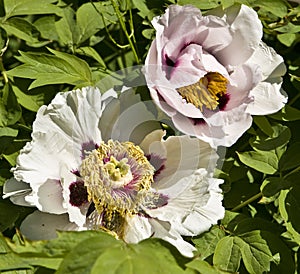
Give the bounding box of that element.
[0,0,300,273]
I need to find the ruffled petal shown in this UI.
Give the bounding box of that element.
[2,178,32,206]
[20,211,80,240]
[213,5,263,66]
[246,82,288,115]
[147,169,224,236]
[140,132,218,187]
[247,42,286,81]
[99,89,159,143]
[148,218,196,257]
[123,215,153,243]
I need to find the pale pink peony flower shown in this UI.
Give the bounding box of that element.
[144,4,287,147]
[3,86,224,257]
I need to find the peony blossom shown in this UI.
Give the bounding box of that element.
[3,86,224,257]
[144,4,287,147]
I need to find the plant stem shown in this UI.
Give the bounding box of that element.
[231,192,263,212]
[110,0,140,64]
[283,165,300,179]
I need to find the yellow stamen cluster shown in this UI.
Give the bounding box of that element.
[80,140,156,238]
[176,72,228,111]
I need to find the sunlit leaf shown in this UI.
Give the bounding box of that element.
[12,85,44,112]
[186,259,231,274]
[56,234,184,274]
[1,18,40,44]
[237,150,278,174]
[213,236,241,273]
[33,16,59,42]
[3,0,61,17]
[250,124,291,151]
[76,2,117,45]
[76,47,106,68]
[6,50,92,89]
[54,5,78,47]
[192,226,225,259]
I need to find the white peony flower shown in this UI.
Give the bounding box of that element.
[3,86,224,257]
[144,4,287,148]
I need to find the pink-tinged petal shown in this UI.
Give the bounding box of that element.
[2,178,32,207]
[221,64,261,111]
[171,113,225,148]
[213,5,263,66]
[246,82,288,115]
[20,211,80,240]
[208,105,253,147]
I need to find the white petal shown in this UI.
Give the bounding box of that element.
[13,131,77,186]
[247,42,286,81]
[147,169,224,236]
[123,215,153,244]
[60,168,89,227]
[148,218,196,257]
[20,211,79,240]
[100,89,157,142]
[2,178,32,206]
[24,178,66,214]
[246,82,288,115]
[147,134,218,188]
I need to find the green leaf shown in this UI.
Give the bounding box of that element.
[3,151,19,166]
[192,226,225,259]
[3,0,61,17]
[284,184,300,234]
[33,16,59,42]
[76,2,117,45]
[253,116,273,137]
[261,177,283,197]
[178,0,221,9]
[6,231,103,257]
[56,235,184,274]
[75,47,106,68]
[54,5,78,47]
[6,50,92,89]
[186,259,231,274]
[269,105,300,121]
[235,231,273,274]
[250,124,291,151]
[0,84,22,127]
[253,0,288,18]
[279,142,300,171]
[1,18,40,44]
[11,85,44,112]
[237,150,278,174]
[213,236,241,273]
[275,22,300,33]
[0,127,18,137]
[279,190,300,245]
[277,33,296,47]
[0,28,8,55]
